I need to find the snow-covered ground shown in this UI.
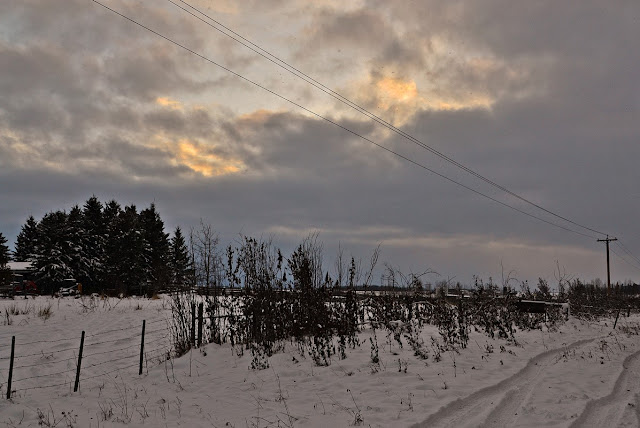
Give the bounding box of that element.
[0,295,639,427]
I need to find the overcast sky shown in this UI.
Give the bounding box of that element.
[1,0,639,288]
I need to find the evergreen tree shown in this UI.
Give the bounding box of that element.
[115,205,146,295]
[103,200,122,226]
[33,211,73,293]
[170,226,192,290]
[14,215,39,262]
[67,205,90,284]
[139,203,171,295]
[102,200,123,294]
[0,233,12,288]
[11,198,183,296]
[82,196,105,292]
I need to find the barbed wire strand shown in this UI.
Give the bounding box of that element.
[13,346,78,360]
[18,335,82,347]
[13,355,77,370]
[14,366,76,383]
[83,342,141,359]
[83,351,139,370]
[85,333,141,347]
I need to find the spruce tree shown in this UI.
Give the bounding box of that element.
[0,233,12,288]
[139,204,171,295]
[33,211,73,294]
[14,215,39,262]
[114,205,146,296]
[67,205,90,285]
[170,226,192,290]
[102,200,123,294]
[82,196,105,292]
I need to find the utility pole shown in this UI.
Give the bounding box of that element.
[597,235,617,293]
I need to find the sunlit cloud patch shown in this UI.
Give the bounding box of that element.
[155,96,183,110]
[173,139,244,177]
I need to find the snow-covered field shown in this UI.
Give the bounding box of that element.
[0,295,639,427]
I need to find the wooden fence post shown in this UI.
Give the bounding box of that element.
[197,302,203,347]
[74,331,85,392]
[139,320,146,375]
[191,302,196,347]
[6,336,15,399]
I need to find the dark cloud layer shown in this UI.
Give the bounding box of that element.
[1,0,639,285]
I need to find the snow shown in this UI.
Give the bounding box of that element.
[7,262,33,272]
[0,295,639,427]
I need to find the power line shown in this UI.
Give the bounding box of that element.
[616,241,640,267]
[612,243,640,273]
[168,0,610,238]
[610,246,640,273]
[90,0,599,240]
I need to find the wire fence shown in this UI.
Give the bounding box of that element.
[0,316,173,399]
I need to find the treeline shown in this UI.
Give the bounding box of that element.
[0,233,11,287]
[11,196,191,295]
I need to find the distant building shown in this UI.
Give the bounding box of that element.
[8,261,35,282]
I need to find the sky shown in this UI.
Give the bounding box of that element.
[1,0,639,288]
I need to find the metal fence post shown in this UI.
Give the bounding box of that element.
[197,303,203,347]
[139,320,146,375]
[6,336,15,399]
[191,302,196,347]
[74,331,85,392]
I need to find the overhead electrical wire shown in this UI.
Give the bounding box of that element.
[167,0,610,238]
[610,245,640,273]
[177,0,640,270]
[615,242,640,270]
[91,0,601,240]
[617,241,640,266]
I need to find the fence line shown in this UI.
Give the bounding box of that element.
[85,331,141,347]
[17,335,80,347]
[83,342,141,358]
[12,346,78,360]
[14,366,76,382]
[1,317,174,398]
[145,334,170,346]
[13,355,76,370]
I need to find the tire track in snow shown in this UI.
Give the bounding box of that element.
[569,349,640,428]
[412,337,600,428]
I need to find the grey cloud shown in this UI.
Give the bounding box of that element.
[295,7,428,76]
[304,9,390,50]
[103,44,213,103]
[1,0,639,285]
[220,110,395,179]
[143,106,223,139]
[0,0,218,146]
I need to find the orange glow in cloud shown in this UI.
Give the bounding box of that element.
[156,96,183,110]
[238,109,275,124]
[176,140,243,177]
[436,96,493,111]
[375,76,492,111]
[377,77,418,103]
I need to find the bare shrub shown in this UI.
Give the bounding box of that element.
[169,291,196,357]
[37,303,53,321]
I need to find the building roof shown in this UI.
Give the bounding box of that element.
[8,261,34,271]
